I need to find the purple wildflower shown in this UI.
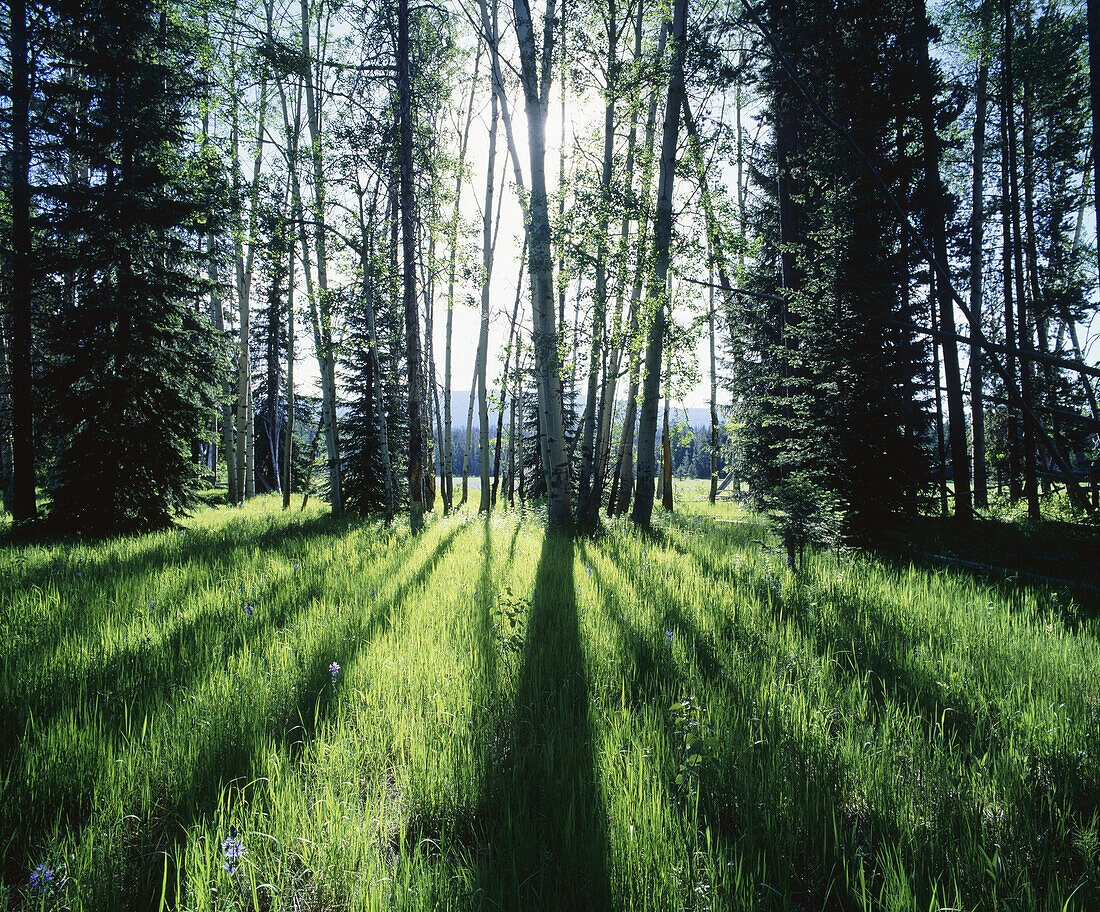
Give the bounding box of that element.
[29,862,54,892]
[244,604,254,617]
[222,827,245,874]
[666,630,674,647]
[329,661,340,682]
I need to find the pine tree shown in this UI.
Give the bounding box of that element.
[251,181,291,495]
[732,0,930,547]
[41,0,223,533]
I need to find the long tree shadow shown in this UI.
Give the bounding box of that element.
[628,520,991,753]
[601,520,1100,910]
[664,512,1085,760]
[468,531,611,910]
[4,522,462,910]
[585,540,876,910]
[0,509,363,674]
[599,534,987,909]
[1,514,421,765]
[133,522,462,911]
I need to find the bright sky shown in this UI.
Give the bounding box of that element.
[290,27,727,418]
[423,41,725,417]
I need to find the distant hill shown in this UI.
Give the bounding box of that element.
[443,390,715,435]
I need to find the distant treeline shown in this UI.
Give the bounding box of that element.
[445,423,729,481]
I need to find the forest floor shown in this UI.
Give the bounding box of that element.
[2,483,1099,911]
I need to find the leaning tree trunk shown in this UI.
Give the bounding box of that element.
[1062,181,1100,417]
[398,0,425,532]
[970,48,989,509]
[918,0,971,522]
[1089,0,1100,288]
[633,0,688,528]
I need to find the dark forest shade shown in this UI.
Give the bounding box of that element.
[732,0,931,543]
[41,0,221,532]
[8,0,38,523]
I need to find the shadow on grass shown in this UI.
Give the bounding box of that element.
[139,522,461,911]
[873,514,1100,617]
[0,511,410,771]
[406,529,611,910]
[586,536,865,911]
[0,509,360,667]
[604,516,1100,911]
[2,522,461,911]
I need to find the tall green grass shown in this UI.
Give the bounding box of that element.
[1,486,1097,910]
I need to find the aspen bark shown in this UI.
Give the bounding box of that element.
[578,0,620,523]
[512,0,571,527]
[595,2,645,509]
[633,0,688,527]
[397,0,425,531]
[302,0,342,514]
[232,79,266,504]
[207,236,237,505]
[609,20,667,517]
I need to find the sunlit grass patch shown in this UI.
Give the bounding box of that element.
[1,492,1097,910]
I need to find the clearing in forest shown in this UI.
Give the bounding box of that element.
[1,485,1097,911]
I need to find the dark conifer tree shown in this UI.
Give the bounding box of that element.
[40,0,223,532]
[342,237,405,515]
[732,0,930,545]
[251,181,290,495]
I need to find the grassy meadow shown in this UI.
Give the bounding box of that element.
[2,482,1099,910]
